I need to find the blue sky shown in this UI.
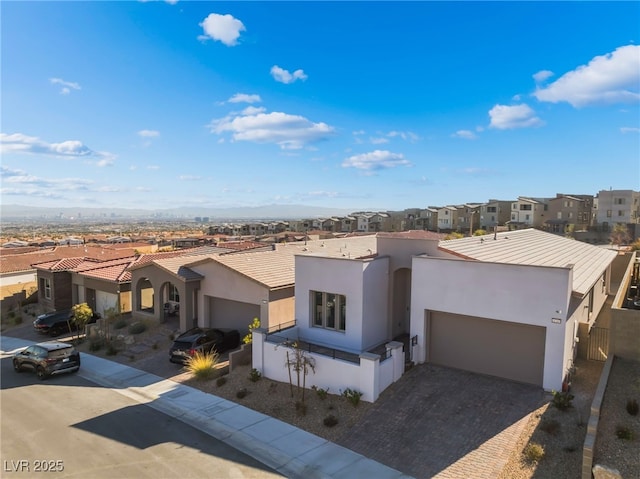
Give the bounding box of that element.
[1,1,639,212]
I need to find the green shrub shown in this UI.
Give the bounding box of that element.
[184,350,219,380]
[216,377,227,387]
[312,385,329,400]
[7,311,15,319]
[242,318,260,344]
[342,388,363,407]
[551,390,574,411]
[323,415,338,427]
[128,322,146,335]
[113,318,128,330]
[236,388,248,399]
[248,368,262,382]
[523,442,545,463]
[14,315,23,325]
[540,419,561,436]
[626,399,639,416]
[106,343,118,356]
[616,425,634,440]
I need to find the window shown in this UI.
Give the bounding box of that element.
[169,285,180,302]
[311,291,346,332]
[618,210,624,217]
[525,214,530,221]
[557,212,562,219]
[40,278,51,299]
[568,212,573,219]
[487,206,497,213]
[615,198,625,205]
[606,210,612,218]
[520,204,532,211]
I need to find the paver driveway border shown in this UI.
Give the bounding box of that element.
[337,362,545,479]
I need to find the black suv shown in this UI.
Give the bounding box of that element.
[13,341,81,380]
[33,309,100,337]
[169,327,240,364]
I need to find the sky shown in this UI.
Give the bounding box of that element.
[1,1,639,213]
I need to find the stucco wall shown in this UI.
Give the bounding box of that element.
[362,257,390,350]
[296,255,387,353]
[410,256,573,391]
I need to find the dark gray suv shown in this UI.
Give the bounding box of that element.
[13,342,81,380]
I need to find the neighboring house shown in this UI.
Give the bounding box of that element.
[546,194,594,234]
[129,236,378,334]
[594,189,640,230]
[415,207,438,231]
[479,200,512,229]
[455,203,483,234]
[436,206,458,231]
[508,197,550,229]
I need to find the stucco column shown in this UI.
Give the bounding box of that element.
[358,352,380,402]
[252,328,266,373]
[386,340,405,382]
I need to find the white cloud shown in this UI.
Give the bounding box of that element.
[533,45,640,107]
[50,77,81,95]
[198,13,245,46]
[147,165,160,170]
[270,65,308,84]
[138,129,160,138]
[0,133,113,160]
[209,110,334,150]
[451,130,478,140]
[241,106,266,115]
[370,137,389,144]
[307,190,338,198]
[96,158,114,167]
[228,93,262,104]
[179,175,202,181]
[342,150,412,172]
[488,104,543,130]
[533,70,554,83]
[387,131,420,142]
[621,127,640,133]
[0,166,94,194]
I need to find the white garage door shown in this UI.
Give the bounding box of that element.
[428,311,545,386]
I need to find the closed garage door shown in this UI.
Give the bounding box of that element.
[428,311,545,386]
[210,297,260,331]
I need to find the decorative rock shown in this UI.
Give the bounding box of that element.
[593,464,622,479]
[123,335,135,345]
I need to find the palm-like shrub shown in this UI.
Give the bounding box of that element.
[184,350,220,380]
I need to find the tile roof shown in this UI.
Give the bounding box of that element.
[438,229,618,297]
[377,230,446,240]
[188,235,378,288]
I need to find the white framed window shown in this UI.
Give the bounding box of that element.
[40,278,51,299]
[311,291,346,332]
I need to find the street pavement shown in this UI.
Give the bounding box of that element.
[1,335,410,479]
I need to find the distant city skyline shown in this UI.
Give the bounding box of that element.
[1,1,639,211]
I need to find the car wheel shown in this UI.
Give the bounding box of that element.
[36,367,48,380]
[13,360,22,372]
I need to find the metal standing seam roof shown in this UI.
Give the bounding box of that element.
[185,236,379,289]
[438,229,618,297]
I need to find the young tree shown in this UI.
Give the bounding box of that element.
[71,303,93,343]
[610,223,630,248]
[242,317,261,344]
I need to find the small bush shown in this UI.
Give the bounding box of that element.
[626,399,639,416]
[113,318,128,330]
[236,388,248,399]
[89,339,105,351]
[184,350,220,380]
[242,317,260,344]
[152,342,158,350]
[128,322,146,335]
[106,343,119,356]
[342,388,363,407]
[248,368,262,382]
[312,385,329,400]
[14,315,23,325]
[616,425,634,440]
[323,415,338,427]
[523,442,545,463]
[551,390,574,411]
[216,377,227,387]
[7,311,15,319]
[540,419,561,436]
[563,445,578,453]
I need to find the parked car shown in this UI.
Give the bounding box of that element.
[169,327,240,364]
[13,341,81,380]
[33,309,100,337]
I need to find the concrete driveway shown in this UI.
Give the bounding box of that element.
[337,363,545,479]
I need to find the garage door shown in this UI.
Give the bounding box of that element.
[428,311,545,386]
[210,297,260,330]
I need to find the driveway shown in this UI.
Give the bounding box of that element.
[337,363,545,479]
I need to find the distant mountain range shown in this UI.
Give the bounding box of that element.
[0,204,365,221]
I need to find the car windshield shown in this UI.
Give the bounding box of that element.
[172,340,193,350]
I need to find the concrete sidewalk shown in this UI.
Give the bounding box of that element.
[1,336,411,479]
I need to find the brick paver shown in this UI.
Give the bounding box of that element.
[337,363,544,479]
